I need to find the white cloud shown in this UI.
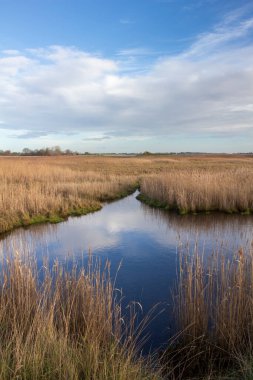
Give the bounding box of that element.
[0,10,253,151]
[117,48,154,56]
[2,49,20,56]
[186,17,253,57]
[119,19,135,25]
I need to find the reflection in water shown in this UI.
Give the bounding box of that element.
[1,191,253,352]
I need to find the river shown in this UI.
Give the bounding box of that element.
[1,191,253,352]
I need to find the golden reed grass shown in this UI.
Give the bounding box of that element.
[0,252,159,380]
[167,242,253,379]
[1,154,252,234]
[0,156,140,234]
[0,154,181,234]
[141,166,253,214]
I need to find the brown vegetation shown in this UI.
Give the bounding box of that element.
[1,154,252,234]
[0,253,158,379]
[164,242,253,379]
[3,244,253,379]
[0,156,141,234]
[140,163,253,214]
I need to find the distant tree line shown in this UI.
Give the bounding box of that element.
[0,146,86,156]
[0,148,252,157]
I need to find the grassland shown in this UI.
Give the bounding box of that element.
[0,156,139,234]
[1,154,252,235]
[0,154,179,234]
[139,157,253,214]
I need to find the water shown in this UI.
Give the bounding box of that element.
[1,191,253,352]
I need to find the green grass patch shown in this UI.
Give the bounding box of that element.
[136,194,168,209]
[9,204,103,233]
[68,204,102,217]
[100,183,139,202]
[21,214,65,226]
[241,208,252,215]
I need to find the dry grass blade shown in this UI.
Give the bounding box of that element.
[0,252,160,379]
[169,242,253,379]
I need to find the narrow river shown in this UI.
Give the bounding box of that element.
[1,191,253,352]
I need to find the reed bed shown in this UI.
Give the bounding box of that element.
[1,154,252,234]
[0,252,159,380]
[0,154,182,234]
[0,156,141,234]
[167,242,253,379]
[140,167,253,214]
[2,246,253,380]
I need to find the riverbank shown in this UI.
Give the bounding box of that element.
[137,193,252,215]
[0,155,143,235]
[0,185,139,237]
[139,167,253,215]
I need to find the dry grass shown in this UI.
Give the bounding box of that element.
[176,246,253,349]
[167,242,253,379]
[0,156,141,234]
[3,246,253,380]
[140,165,253,214]
[0,154,180,234]
[0,252,159,380]
[1,154,252,234]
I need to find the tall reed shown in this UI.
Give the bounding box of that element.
[0,253,158,379]
[140,168,253,214]
[0,157,140,234]
[1,154,252,234]
[170,242,253,378]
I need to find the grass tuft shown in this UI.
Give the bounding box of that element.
[0,252,159,380]
[163,244,253,379]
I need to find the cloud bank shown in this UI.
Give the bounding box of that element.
[0,9,253,151]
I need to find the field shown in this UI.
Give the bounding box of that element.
[0,154,252,235]
[0,154,174,235]
[139,157,253,214]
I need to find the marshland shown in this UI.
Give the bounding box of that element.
[0,154,253,379]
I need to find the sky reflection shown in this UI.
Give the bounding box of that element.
[1,191,252,351]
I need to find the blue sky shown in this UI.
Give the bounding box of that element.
[0,0,253,152]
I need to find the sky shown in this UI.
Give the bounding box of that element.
[0,0,253,153]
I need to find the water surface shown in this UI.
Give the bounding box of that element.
[1,191,253,352]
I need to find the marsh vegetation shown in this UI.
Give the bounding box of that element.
[140,166,253,214]
[0,154,253,379]
[0,253,158,380]
[0,156,140,234]
[1,154,252,235]
[164,244,253,379]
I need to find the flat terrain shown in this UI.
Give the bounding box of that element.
[1,154,253,379]
[0,154,252,234]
